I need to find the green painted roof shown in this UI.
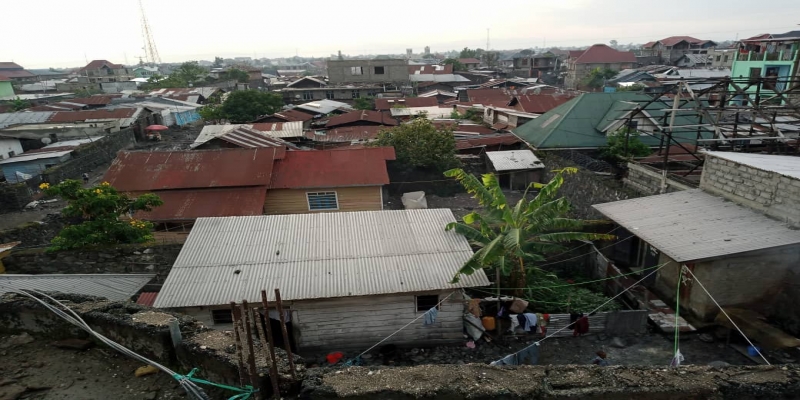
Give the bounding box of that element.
[513,92,712,149]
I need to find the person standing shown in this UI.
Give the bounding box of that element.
[82,172,89,184]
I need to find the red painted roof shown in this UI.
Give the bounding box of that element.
[48,109,137,122]
[641,41,657,48]
[512,93,577,114]
[568,50,585,59]
[83,59,124,70]
[458,58,481,64]
[0,74,9,81]
[0,62,24,70]
[136,292,158,307]
[134,186,268,221]
[375,97,438,110]
[66,96,114,106]
[325,110,398,128]
[272,109,314,122]
[306,126,385,142]
[432,121,495,135]
[659,36,703,46]
[574,44,636,64]
[269,147,395,189]
[103,148,285,191]
[465,88,513,108]
[0,70,34,78]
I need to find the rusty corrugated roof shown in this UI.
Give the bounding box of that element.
[269,147,395,189]
[66,96,114,106]
[325,110,398,128]
[271,109,314,122]
[48,109,137,122]
[103,148,285,191]
[212,126,299,149]
[136,292,158,307]
[455,133,520,150]
[134,186,268,221]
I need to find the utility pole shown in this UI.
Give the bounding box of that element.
[486,28,490,50]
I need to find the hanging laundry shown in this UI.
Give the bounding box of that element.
[508,314,520,332]
[463,313,485,340]
[497,306,507,317]
[670,350,684,367]
[490,344,539,366]
[569,313,581,325]
[517,314,527,331]
[573,315,589,336]
[537,313,549,336]
[467,299,482,318]
[424,307,438,325]
[523,313,538,332]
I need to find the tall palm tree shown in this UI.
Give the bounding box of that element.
[444,167,615,296]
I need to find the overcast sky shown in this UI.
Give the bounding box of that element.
[5,0,800,68]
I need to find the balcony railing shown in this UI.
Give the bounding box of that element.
[735,50,798,62]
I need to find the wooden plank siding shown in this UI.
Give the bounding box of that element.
[292,290,464,351]
[263,186,383,215]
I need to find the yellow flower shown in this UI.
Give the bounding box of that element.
[101,181,110,186]
[39,183,50,190]
[94,189,102,194]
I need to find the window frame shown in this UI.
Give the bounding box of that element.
[350,66,363,75]
[351,90,360,99]
[211,309,233,324]
[325,90,335,100]
[374,66,385,75]
[302,91,314,100]
[415,294,440,312]
[306,191,339,211]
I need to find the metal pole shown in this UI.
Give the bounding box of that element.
[660,82,680,193]
[240,301,262,400]
[259,291,282,399]
[230,302,248,388]
[273,289,297,380]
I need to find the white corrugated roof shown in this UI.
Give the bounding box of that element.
[154,209,490,308]
[390,106,451,118]
[486,150,544,171]
[705,152,800,180]
[295,99,354,115]
[409,74,471,83]
[0,150,72,165]
[593,189,800,262]
[0,274,154,301]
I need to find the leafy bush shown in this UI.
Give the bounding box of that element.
[372,118,460,172]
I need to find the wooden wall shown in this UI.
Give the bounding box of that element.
[263,186,382,215]
[293,290,463,352]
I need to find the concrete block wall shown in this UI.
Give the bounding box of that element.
[700,155,800,228]
[624,163,695,195]
[41,127,135,184]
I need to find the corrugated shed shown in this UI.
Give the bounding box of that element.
[269,147,394,189]
[0,112,55,129]
[134,186,268,221]
[486,150,544,171]
[153,209,490,307]
[295,99,355,115]
[593,189,800,262]
[0,274,154,301]
[325,110,398,128]
[103,148,284,191]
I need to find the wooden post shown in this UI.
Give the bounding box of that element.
[240,301,262,400]
[274,289,297,380]
[259,291,282,400]
[229,302,248,388]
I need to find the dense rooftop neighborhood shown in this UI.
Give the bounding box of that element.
[3,3,800,399]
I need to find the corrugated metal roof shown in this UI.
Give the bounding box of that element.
[375,97,438,110]
[306,126,384,142]
[103,148,284,191]
[486,150,544,171]
[136,292,158,307]
[593,189,800,262]
[214,127,298,149]
[325,110,398,128]
[0,274,154,301]
[389,107,451,118]
[250,121,305,138]
[409,74,471,83]
[0,112,55,129]
[153,209,490,307]
[271,109,314,122]
[0,241,20,253]
[705,152,800,180]
[455,133,520,150]
[48,109,137,123]
[295,99,355,115]
[269,147,395,189]
[134,186,268,221]
[419,89,457,98]
[0,150,72,165]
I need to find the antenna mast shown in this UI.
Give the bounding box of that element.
[139,0,162,65]
[486,28,490,50]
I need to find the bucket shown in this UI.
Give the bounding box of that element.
[481,316,496,331]
[747,345,762,357]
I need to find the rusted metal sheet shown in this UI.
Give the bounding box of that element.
[103,148,284,191]
[133,186,268,221]
[48,109,137,122]
[325,110,398,128]
[269,147,394,189]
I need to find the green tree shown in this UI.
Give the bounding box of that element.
[371,118,460,172]
[444,168,614,295]
[198,104,225,123]
[443,58,466,71]
[353,97,375,110]
[482,51,500,68]
[222,68,250,83]
[8,98,30,111]
[73,87,103,97]
[581,67,617,89]
[213,56,224,68]
[609,39,619,49]
[460,47,482,59]
[599,127,652,161]
[220,90,283,123]
[172,61,208,85]
[40,180,163,251]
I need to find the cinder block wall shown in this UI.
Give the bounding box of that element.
[700,154,800,228]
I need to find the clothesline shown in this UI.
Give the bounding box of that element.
[483,263,665,291]
[490,262,670,366]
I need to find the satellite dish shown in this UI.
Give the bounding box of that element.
[41,138,52,145]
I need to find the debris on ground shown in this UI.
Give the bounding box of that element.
[135,365,159,377]
[130,311,174,326]
[0,332,34,349]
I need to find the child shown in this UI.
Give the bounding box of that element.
[591,350,609,366]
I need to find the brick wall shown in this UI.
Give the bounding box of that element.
[700,154,800,228]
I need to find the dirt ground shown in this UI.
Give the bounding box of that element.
[0,334,184,400]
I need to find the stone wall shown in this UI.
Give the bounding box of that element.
[41,127,136,184]
[700,154,800,228]
[624,162,696,195]
[0,214,65,247]
[303,364,800,399]
[0,183,33,213]
[3,243,182,284]
[538,152,639,219]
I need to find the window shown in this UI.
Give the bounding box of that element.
[7,151,15,157]
[749,67,762,84]
[352,90,360,99]
[374,66,385,75]
[302,91,314,100]
[350,66,363,75]
[723,55,729,63]
[325,90,335,100]
[416,295,439,312]
[716,55,721,62]
[307,191,338,211]
[211,309,233,324]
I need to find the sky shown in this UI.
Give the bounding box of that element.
[4,0,800,69]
